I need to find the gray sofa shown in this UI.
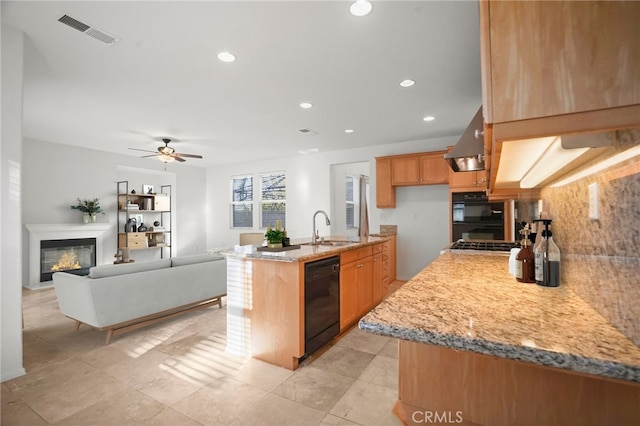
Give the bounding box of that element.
[52,253,227,344]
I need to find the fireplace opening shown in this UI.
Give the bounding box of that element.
[40,238,96,282]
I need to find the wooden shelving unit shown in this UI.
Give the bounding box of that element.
[116,180,172,258]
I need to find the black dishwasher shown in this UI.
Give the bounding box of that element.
[305,256,340,356]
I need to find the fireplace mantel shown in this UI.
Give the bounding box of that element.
[25,223,111,289]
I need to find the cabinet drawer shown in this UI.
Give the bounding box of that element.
[340,246,373,264]
[372,243,383,254]
[118,232,147,248]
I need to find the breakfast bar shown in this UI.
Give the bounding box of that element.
[359,251,640,425]
[218,236,389,370]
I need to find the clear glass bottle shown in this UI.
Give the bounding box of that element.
[534,230,546,284]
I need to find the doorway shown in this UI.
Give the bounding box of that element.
[330,162,370,238]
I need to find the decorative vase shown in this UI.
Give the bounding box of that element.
[83,213,90,224]
[90,213,97,223]
[267,242,283,248]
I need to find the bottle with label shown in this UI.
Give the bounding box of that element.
[515,225,535,283]
[538,230,561,287]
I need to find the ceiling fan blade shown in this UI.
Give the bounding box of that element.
[140,154,159,158]
[174,153,203,159]
[129,148,157,153]
[173,156,186,162]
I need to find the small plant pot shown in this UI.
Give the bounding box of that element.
[83,213,91,224]
[267,242,283,248]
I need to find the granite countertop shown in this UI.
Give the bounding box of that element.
[214,235,388,263]
[359,251,640,384]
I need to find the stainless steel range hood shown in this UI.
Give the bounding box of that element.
[444,107,485,172]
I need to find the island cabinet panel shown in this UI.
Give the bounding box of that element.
[375,157,396,208]
[395,340,640,426]
[372,252,384,304]
[481,0,640,127]
[339,243,385,332]
[339,260,360,331]
[251,260,304,370]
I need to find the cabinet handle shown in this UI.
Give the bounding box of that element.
[357,263,364,268]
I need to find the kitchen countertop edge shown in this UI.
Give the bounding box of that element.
[359,251,640,384]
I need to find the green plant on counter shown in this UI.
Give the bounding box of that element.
[70,198,105,215]
[264,227,285,244]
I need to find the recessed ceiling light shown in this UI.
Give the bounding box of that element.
[300,102,313,109]
[423,116,436,122]
[345,129,355,134]
[217,52,236,63]
[350,0,373,17]
[400,79,415,88]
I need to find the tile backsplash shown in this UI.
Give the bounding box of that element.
[540,129,640,346]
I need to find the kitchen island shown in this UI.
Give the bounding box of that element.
[218,236,389,370]
[359,251,640,425]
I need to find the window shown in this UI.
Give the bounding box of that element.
[260,172,286,229]
[345,175,358,229]
[231,176,253,228]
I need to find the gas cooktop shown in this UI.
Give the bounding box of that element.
[449,240,520,252]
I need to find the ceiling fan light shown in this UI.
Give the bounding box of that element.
[350,0,373,17]
[159,154,175,163]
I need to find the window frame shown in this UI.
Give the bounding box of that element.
[230,175,254,229]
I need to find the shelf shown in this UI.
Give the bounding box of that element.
[117,181,172,258]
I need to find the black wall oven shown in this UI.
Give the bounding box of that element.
[452,192,505,241]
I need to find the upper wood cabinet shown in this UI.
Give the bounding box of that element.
[481,0,640,126]
[480,0,640,150]
[375,157,396,209]
[391,152,449,186]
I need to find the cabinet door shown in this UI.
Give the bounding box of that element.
[372,252,384,304]
[419,154,449,185]
[340,261,359,331]
[449,170,478,190]
[484,1,640,123]
[388,235,397,283]
[356,256,374,314]
[391,156,421,186]
[375,158,396,208]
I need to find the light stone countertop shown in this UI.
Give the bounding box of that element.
[213,236,388,263]
[359,251,640,384]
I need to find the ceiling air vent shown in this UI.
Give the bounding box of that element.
[57,14,119,46]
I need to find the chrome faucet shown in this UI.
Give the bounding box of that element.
[312,210,331,245]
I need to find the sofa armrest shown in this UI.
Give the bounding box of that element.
[52,272,100,326]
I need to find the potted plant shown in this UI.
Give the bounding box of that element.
[70,198,105,223]
[264,226,285,248]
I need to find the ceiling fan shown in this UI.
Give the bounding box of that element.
[129,138,203,163]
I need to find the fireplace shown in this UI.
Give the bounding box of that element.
[25,223,110,289]
[40,238,96,282]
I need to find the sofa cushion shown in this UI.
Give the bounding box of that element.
[171,253,224,267]
[88,259,171,278]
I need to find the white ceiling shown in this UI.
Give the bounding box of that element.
[2,1,482,168]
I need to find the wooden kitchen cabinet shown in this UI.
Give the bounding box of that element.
[339,243,385,332]
[391,151,448,186]
[448,170,486,192]
[375,157,396,208]
[372,252,384,304]
[481,0,640,127]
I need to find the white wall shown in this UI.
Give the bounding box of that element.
[1,22,27,381]
[206,136,455,279]
[21,138,208,282]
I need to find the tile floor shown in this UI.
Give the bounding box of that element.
[2,288,402,426]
